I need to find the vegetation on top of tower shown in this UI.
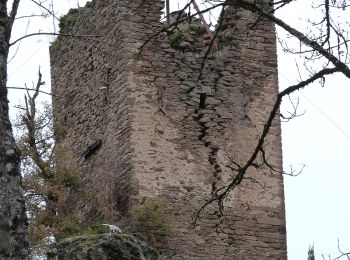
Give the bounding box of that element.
[169,30,183,48]
[189,24,205,36]
[85,0,97,8]
[167,17,208,50]
[58,11,78,32]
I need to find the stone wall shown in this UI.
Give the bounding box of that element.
[51,0,287,259]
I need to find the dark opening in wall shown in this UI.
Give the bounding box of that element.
[82,139,102,160]
[199,93,206,109]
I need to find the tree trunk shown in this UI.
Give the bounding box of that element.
[0,1,28,258]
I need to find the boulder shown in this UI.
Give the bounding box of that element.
[48,233,158,260]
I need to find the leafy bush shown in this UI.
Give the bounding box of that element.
[189,24,205,36]
[59,222,108,239]
[169,30,183,48]
[59,14,77,31]
[131,198,172,248]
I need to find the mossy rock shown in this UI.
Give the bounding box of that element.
[189,24,205,36]
[169,30,183,48]
[49,233,158,260]
[58,10,78,32]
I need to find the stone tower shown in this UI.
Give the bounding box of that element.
[50,0,287,259]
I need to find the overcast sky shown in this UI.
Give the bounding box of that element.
[7,1,350,259]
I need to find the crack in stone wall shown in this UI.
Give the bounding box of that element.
[193,91,222,194]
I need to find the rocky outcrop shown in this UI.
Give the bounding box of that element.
[49,233,158,260]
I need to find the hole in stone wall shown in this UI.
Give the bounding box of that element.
[199,93,206,109]
[82,139,102,160]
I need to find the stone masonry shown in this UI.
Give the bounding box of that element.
[50,0,287,259]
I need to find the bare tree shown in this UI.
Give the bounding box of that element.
[309,240,350,260]
[324,240,350,260]
[14,69,84,256]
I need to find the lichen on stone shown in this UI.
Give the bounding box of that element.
[49,233,158,260]
[58,10,78,32]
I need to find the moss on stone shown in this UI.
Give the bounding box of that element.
[50,39,60,51]
[49,233,158,260]
[189,24,205,36]
[58,12,78,32]
[54,124,67,140]
[169,30,183,48]
[131,198,172,250]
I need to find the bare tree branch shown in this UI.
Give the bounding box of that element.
[9,32,105,46]
[194,66,339,225]
[29,0,59,21]
[235,0,350,78]
[7,86,61,97]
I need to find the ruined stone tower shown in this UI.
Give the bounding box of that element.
[50,0,287,259]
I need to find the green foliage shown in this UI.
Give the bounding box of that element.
[54,124,67,140]
[52,233,158,259]
[85,223,109,235]
[54,149,83,191]
[24,153,85,251]
[189,24,205,36]
[59,221,109,239]
[14,92,84,256]
[58,13,77,31]
[29,215,106,243]
[56,215,81,239]
[169,30,182,48]
[131,198,172,249]
[50,39,60,50]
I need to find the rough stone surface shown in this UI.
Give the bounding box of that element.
[49,233,158,260]
[51,0,287,259]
